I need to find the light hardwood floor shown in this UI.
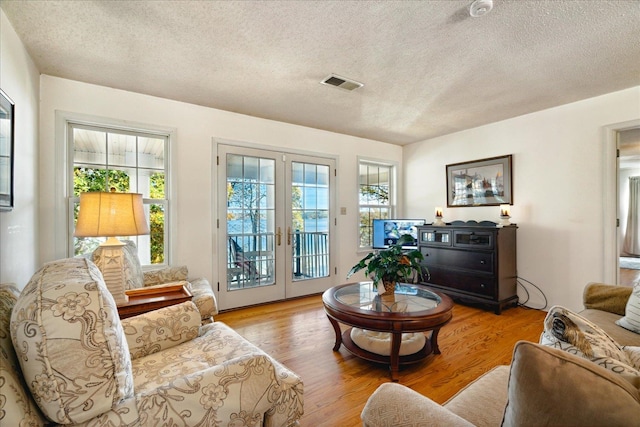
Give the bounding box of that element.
[216,295,546,427]
[620,268,640,287]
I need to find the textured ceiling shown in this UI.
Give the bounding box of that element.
[2,0,640,145]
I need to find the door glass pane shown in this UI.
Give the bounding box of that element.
[226,154,275,290]
[292,161,329,281]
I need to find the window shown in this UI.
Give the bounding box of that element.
[69,123,169,265]
[358,160,395,248]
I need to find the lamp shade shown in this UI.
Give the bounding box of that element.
[75,192,150,238]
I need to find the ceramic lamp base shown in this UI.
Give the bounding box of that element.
[97,244,129,306]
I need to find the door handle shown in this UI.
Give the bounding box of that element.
[287,227,292,245]
[276,227,282,246]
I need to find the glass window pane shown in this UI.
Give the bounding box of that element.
[359,164,368,185]
[244,156,259,181]
[303,187,317,208]
[138,136,164,170]
[378,167,389,186]
[108,167,133,192]
[262,184,275,209]
[317,210,329,232]
[292,162,304,185]
[227,154,243,180]
[260,158,275,184]
[317,165,329,186]
[147,201,165,264]
[74,166,108,196]
[148,171,165,199]
[304,164,317,185]
[74,128,106,165]
[317,187,328,210]
[108,132,136,168]
[358,161,394,248]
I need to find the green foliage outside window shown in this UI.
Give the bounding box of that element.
[149,172,165,264]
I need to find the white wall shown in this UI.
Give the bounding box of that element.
[0,10,40,287]
[404,86,640,312]
[38,75,403,294]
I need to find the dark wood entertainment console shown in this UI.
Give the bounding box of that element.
[417,221,518,314]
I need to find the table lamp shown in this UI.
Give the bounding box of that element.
[74,190,150,305]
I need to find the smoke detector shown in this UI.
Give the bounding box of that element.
[469,0,493,17]
[320,74,364,92]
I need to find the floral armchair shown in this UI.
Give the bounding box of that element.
[93,240,217,324]
[4,258,303,426]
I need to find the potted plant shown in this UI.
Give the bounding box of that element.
[347,234,426,295]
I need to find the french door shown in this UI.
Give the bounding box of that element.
[217,144,336,310]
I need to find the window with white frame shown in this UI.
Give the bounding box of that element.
[358,160,395,248]
[69,123,169,265]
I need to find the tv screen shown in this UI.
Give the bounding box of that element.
[372,219,425,249]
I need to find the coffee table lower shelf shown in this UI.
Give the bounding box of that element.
[341,328,434,366]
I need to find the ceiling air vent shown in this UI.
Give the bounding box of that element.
[320,74,364,92]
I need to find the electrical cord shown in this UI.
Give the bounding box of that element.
[516,276,548,310]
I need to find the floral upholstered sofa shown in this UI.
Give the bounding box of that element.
[1,258,303,426]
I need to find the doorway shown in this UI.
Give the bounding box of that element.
[618,128,640,286]
[216,144,337,310]
[604,120,640,285]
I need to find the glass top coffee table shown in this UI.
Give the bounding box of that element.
[322,282,453,381]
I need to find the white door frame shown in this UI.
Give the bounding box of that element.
[214,139,338,310]
[603,119,640,284]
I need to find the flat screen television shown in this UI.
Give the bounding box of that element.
[372,219,425,249]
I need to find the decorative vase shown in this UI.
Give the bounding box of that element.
[381,279,396,296]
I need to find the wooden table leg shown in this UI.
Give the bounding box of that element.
[389,332,402,381]
[327,315,342,351]
[431,328,441,354]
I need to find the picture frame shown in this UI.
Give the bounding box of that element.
[0,89,15,211]
[446,154,512,207]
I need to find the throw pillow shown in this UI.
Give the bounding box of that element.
[616,283,640,334]
[625,346,640,370]
[502,341,640,426]
[540,305,639,376]
[121,301,201,359]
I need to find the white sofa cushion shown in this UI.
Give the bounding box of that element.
[617,283,640,334]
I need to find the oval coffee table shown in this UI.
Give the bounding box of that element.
[322,282,453,381]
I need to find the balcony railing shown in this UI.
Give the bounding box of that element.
[227,231,329,289]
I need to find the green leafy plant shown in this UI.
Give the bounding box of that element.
[347,234,426,288]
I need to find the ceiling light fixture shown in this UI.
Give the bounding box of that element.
[469,0,493,17]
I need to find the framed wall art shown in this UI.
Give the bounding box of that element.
[0,89,15,211]
[446,154,512,207]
